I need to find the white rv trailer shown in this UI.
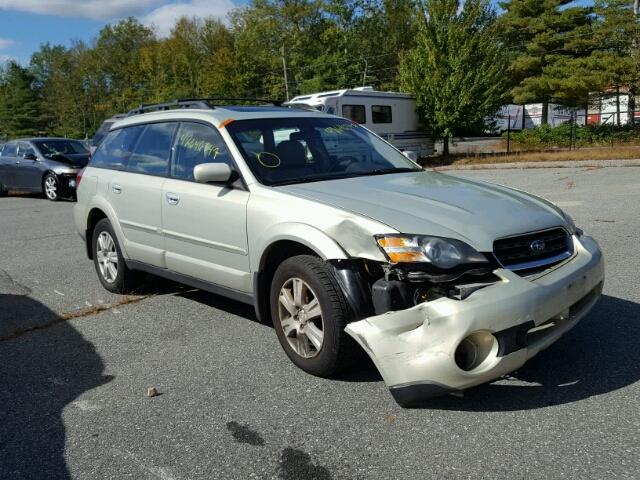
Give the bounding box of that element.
[287,87,434,157]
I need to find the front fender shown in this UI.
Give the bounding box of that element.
[252,222,348,272]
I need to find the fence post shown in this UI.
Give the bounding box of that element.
[570,111,575,151]
[507,114,511,154]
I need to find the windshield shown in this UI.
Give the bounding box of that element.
[34,140,88,157]
[226,117,420,186]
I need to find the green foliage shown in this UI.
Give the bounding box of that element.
[0,0,637,141]
[399,0,507,152]
[0,61,46,138]
[507,123,640,148]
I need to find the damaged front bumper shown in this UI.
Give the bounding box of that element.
[345,235,604,407]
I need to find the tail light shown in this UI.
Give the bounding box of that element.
[76,168,85,188]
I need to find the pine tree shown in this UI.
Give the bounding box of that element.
[498,0,594,123]
[0,62,45,138]
[399,0,507,155]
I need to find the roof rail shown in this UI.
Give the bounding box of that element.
[126,97,283,116]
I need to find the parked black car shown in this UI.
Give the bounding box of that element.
[0,138,90,201]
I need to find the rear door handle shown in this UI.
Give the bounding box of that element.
[112,184,122,194]
[166,193,179,205]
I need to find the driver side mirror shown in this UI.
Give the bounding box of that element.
[194,163,233,184]
[23,152,37,161]
[402,150,418,162]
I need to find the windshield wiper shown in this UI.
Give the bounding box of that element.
[272,173,357,186]
[368,167,421,175]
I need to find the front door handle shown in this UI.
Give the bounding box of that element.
[112,184,122,194]
[166,192,180,205]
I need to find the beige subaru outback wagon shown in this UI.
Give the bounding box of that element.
[75,100,604,406]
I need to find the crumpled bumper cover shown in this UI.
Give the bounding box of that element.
[345,235,604,407]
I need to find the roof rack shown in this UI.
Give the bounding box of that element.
[126,97,283,116]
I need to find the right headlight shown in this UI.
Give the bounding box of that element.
[375,234,488,269]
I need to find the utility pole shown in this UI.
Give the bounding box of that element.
[633,0,639,125]
[362,59,368,87]
[281,45,290,101]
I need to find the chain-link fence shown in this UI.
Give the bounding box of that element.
[433,110,640,160]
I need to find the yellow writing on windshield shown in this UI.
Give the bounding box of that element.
[179,134,220,158]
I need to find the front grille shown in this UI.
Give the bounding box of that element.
[493,227,573,272]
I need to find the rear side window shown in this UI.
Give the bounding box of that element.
[342,104,366,124]
[127,122,177,176]
[90,125,143,170]
[171,122,232,181]
[1,143,17,156]
[372,105,392,124]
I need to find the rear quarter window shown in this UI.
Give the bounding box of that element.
[90,125,143,170]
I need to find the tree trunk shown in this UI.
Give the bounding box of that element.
[541,100,549,125]
[442,135,449,157]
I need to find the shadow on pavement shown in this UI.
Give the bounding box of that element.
[420,294,640,411]
[0,294,112,479]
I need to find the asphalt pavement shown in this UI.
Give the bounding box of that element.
[1,165,639,479]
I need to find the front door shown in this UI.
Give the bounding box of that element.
[14,142,41,190]
[161,121,251,293]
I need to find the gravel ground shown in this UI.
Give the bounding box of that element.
[1,165,639,480]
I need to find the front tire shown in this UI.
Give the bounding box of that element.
[92,218,143,294]
[43,173,59,201]
[0,183,7,197]
[270,255,359,377]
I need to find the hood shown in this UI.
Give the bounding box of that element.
[277,171,568,251]
[50,153,90,168]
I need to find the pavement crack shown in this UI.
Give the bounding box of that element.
[0,295,150,342]
[0,268,31,296]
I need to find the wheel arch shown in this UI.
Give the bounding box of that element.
[85,207,108,259]
[83,201,126,260]
[252,225,349,323]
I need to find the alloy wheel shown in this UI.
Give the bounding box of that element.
[278,277,324,359]
[44,176,57,200]
[96,232,118,283]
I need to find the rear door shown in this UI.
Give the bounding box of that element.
[161,121,251,292]
[92,123,175,267]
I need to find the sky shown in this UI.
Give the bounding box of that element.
[0,0,594,65]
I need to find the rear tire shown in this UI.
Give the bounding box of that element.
[43,173,59,201]
[270,255,359,377]
[0,184,7,197]
[92,218,144,294]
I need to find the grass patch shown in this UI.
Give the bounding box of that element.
[423,145,640,167]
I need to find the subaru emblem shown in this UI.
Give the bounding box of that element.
[530,239,546,253]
